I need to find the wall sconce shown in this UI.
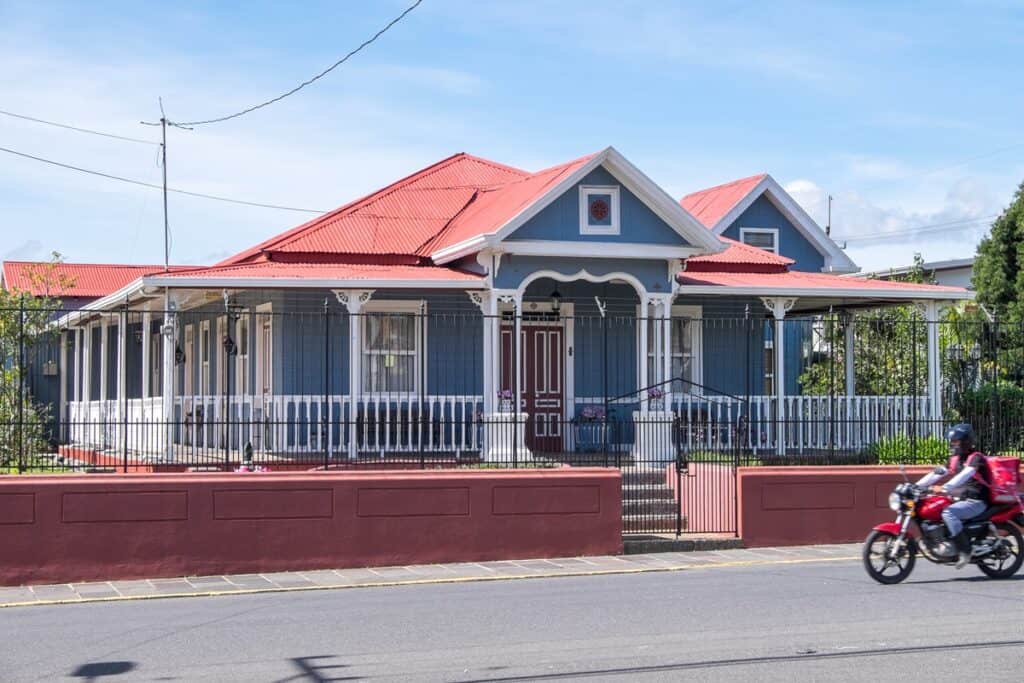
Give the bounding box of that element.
[550,288,562,313]
[174,345,186,365]
[222,334,238,357]
[133,328,143,344]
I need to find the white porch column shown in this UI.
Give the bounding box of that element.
[923,300,944,428]
[59,330,68,429]
[99,319,109,402]
[651,294,674,404]
[484,290,531,462]
[117,314,127,450]
[468,291,495,414]
[81,325,92,405]
[72,329,81,403]
[141,311,152,400]
[844,315,856,396]
[638,294,650,405]
[161,303,177,459]
[762,297,796,456]
[334,289,374,460]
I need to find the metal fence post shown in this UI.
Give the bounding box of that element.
[418,306,426,469]
[323,299,330,470]
[17,295,26,473]
[122,304,129,473]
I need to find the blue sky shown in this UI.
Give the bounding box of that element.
[1,0,1021,271]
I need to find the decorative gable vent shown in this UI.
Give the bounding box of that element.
[579,185,620,235]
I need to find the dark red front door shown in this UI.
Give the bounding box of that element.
[501,324,565,453]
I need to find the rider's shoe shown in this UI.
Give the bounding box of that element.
[953,531,972,569]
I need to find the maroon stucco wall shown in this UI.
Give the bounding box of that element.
[0,468,621,586]
[737,466,934,547]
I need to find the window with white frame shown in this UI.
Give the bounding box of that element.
[236,315,250,395]
[643,305,702,390]
[579,185,620,235]
[255,305,273,396]
[150,329,161,396]
[362,302,423,394]
[763,338,775,395]
[739,227,779,254]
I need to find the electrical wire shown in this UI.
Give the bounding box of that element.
[170,0,424,127]
[834,214,997,243]
[0,144,328,213]
[0,108,159,145]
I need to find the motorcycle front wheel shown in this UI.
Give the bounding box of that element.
[977,522,1024,579]
[863,529,916,584]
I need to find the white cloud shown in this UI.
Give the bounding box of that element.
[784,177,1002,271]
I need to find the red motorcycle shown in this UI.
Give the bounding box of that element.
[864,465,1024,584]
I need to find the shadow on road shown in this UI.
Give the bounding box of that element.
[453,638,1024,681]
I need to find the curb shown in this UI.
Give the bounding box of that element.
[0,554,857,610]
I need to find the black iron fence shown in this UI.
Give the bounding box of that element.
[3,302,1023,534]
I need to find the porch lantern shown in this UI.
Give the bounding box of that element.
[222,334,238,357]
[174,344,186,365]
[550,288,562,314]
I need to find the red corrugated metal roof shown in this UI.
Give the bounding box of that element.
[680,173,766,229]
[218,153,529,265]
[1,261,189,298]
[677,268,968,294]
[156,261,483,283]
[425,154,596,255]
[686,237,793,272]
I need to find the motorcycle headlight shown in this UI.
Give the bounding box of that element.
[888,492,902,511]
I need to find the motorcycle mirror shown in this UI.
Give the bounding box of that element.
[899,463,909,483]
[933,466,948,476]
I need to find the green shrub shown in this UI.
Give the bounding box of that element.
[867,434,948,465]
[950,381,1024,452]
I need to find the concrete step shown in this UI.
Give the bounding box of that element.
[622,484,675,501]
[623,499,677,516]
[623,513,682,534]
[622,534,744,554]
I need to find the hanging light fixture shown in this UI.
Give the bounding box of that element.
[550,288,562,313]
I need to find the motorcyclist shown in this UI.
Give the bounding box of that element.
[932,423,991,569]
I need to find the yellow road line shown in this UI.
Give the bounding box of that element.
[0,555,858,609]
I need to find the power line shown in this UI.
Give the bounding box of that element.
[171,0,424,127]
[836,214,997,243]
[0,108,158,145]
[0,144,328,213]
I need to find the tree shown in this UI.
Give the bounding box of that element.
[0,253,74,471]
[799,254,934,396]
[973,180,1024,323]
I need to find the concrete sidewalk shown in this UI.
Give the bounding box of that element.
[0,543,860,609]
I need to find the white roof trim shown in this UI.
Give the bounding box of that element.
[431,146,725,265]
[53,277,148,327]
[707,174,859,274]
[675,283,973,300]
[141,275,486,290]
[498,240,703,260]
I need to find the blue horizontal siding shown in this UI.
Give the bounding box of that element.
[721,195,825,272]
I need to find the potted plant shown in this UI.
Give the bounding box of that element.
[573,404,607,452]
[648,387,666,411]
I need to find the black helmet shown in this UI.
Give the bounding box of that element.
[946,423,976,456]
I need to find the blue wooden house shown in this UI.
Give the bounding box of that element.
[29,147,969,464]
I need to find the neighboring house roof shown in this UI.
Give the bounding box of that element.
[855,257,975,280]
[676,268,969,301]
[0,261,187,298]
[680,173,859,274]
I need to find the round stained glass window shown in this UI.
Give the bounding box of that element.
[590,198,609,221]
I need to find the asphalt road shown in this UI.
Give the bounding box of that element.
[4,556,1024,682]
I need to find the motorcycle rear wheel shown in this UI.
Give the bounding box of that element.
[976,523,1024,579]
[863,529,915,584]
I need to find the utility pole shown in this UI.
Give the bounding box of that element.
[826,194,833,237]
[161,111,168,272]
